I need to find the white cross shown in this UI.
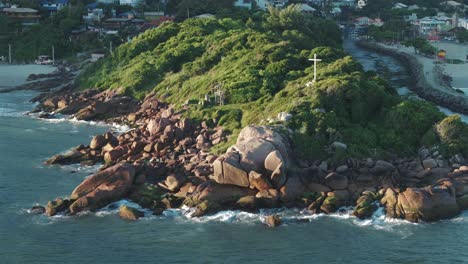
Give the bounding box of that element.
[308,53,322,83]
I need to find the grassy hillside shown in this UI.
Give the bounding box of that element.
[77,6,468,161]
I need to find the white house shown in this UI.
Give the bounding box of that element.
[458,18,468,30]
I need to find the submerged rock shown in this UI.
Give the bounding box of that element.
[30,205,46,215]
[265,215,282,228]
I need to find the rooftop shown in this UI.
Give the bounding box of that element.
[3,7,38,13]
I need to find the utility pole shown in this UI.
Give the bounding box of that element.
[52,45,55,65]
[187,8,190,19]
[110,41,113,54]
[8,44,11,64]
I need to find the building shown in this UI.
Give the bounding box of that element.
[298,3,316,13]
[103,17,131,30]
[119,0,143,6]
[40,0,69,14]
[97,0,119,4]
[234,0,253,9]
[83,8,104,25]
[458,18,468,30]
[255,0,288,10]
[2,7,40,26]
[413,16,452,35]
[354,16,384,27]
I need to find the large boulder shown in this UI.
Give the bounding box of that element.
[264,150,284,175]
[69,163,136,214]
[236,137,275,173]
[184,181,256,207]
[381,185,460,222]
[212,153,250,188]
[90,135,107,150]
[324,172,348,190]
[236,126,290,166]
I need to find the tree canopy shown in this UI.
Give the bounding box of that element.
[77,5,468,160]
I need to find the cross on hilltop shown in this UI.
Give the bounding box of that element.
[308,53,322,83]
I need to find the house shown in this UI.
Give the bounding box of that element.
[413,16,452,35]
[393,3,408,9]
[118,11,136,19]
[83,8,104,24]
[195,13,215,19]
[103,17,131,30]
[255,0,288,10]
[440,1,463,9]
[458,18,468,30]
[143,11,164,20]
[119,0,143,6]
[40,0,69,14]
[2,7,41,26]
[354,17,384,27]
[331,7,342,16]
[234,0,253,9]
[97,0,118,4]
[91,52,105,62]
[298,4,316,13]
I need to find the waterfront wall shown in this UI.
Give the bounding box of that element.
[356,41,468,115]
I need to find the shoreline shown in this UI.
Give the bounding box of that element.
[356,40,468,115]
[3,64,468,226]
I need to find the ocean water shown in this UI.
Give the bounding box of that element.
[2,65,468,264]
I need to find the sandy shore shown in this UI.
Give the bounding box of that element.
[381,42,468,96]
[0,64,56,88]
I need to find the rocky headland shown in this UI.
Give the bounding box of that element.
[27,86,468,225]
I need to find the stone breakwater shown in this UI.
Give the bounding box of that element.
[356,41,468,115]
[26,87,468,225]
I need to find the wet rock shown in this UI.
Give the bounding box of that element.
[30,205,46,215]
[158,174,184,192]
[45,149,86,165]
[265,215,282,227]
[46,198,71,216]
[184,182,256,208]
[353,191,380,220]
[90,135,107,150]
[235,196,258,210]
[69,163,136,214]
[119,205,144,220]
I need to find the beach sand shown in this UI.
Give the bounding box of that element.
[382,42,468,95]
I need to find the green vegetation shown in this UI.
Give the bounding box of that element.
[0,5,102,62]
[77,5,468,161]
[368,19,409,42]
[404,38,437,56]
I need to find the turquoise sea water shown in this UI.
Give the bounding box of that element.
[1,64,468,264]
